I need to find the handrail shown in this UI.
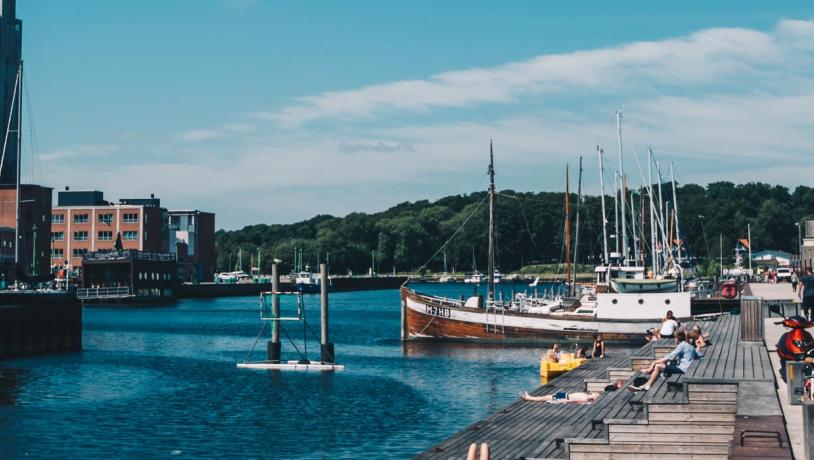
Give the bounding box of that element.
[76,286,133,299]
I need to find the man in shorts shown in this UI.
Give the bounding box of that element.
[520,390,599,404]
[630,331,703,391]
[798,268,814,321]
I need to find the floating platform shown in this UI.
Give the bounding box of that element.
[236,360,345,371]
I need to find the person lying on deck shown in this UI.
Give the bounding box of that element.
[519,390,600,404]
[630,330,703,392]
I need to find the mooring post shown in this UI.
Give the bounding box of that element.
[267,263,281,363]
[320,263,334,363]
[804,400,814,459]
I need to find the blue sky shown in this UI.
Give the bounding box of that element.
[16,1,814,229]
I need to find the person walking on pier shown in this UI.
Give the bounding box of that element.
[792,271,799,293]
[630,331,702,392]
[798,268,814,321]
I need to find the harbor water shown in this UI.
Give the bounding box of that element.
[0,282,613,459]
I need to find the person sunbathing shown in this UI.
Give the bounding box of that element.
[519,390,599,403]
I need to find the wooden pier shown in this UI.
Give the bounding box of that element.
[416,312,791,459]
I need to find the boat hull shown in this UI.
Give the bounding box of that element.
[401,287,664,343]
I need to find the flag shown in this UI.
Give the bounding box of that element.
[738,238,750,249]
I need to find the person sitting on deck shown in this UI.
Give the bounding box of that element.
[591,334,605,358]
[630,331,702,392]
[658,310,680,339]
[687,324,709,350]
[542,344,562,362]
[520,390,600,404]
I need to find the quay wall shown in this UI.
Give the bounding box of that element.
[176,276,409,299]
[0,293,82,360]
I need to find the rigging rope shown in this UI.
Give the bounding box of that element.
[406,193,489,283]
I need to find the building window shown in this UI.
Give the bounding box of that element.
[51,231,64,241]
[73,231,88,241]
[98,213,113,224]
[51,248,64,258]
[51,214,65,224]
[123,213,138,223]
[144,231,148,241]
[72,248,87,258]
[98,231,113,241]
[74,213,89,223]
[123,231,138,240]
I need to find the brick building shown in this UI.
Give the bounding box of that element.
[168,210,215,282]
[50,190,167,270]
[0,184,52,279]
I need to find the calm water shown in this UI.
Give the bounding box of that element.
[1,282,578,459]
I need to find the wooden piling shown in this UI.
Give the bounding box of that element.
[267,263,281,363]
[320,263,334,363]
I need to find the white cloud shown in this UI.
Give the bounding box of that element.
[181,129,224,142]
[269,24,794,126]
[180,124,255,142]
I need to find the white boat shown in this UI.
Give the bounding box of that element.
[463,271,484,284]
[215,271,252,283]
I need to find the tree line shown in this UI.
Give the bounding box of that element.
[215,182,814,275]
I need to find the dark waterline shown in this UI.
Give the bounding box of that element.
[0,282,617,459]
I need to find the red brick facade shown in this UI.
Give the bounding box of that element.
[50,205,166,269]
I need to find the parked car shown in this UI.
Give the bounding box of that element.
[776,267,792,282]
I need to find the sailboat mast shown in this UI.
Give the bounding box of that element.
[670,161,682,265]
[487,140,496,302]
[629,185,638,265]
[597,147,609,264]
[613,171,620,255]
[648,148,657,275]
[564,163,571,293]
[616,110,627,265]
[572,157,582,296]
[13,61,21,266]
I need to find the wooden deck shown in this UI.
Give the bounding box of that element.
[415,313,791,460]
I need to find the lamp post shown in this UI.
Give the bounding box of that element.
[797,222,802,269]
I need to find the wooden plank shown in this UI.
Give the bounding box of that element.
[608,433,734,444]
[649,412,736,423]
[569,442,730,454]
[688,392,738,402]
[609,424,734,434]
[688,384,738,393]
[648,404,737,413]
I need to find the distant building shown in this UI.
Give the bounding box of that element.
[0,0,21,186]
[802,220,814,272]
[168,210,215,282]
[50,189,167,270]
[80,250,177,302]
[0,184,52,279]
[752,250,793,269]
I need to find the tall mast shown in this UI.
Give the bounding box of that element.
[616,110,627,265]
[14,62,22,267]
[629,185,638,265]
[487,140,496,302]
[613,171,620,255]
[670,161,682,265]
[597,147,609,264]
[572,157,582,297]
[648,148,657,275]
[564,163,571,293]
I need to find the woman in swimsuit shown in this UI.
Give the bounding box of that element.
[520,391,599,403]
